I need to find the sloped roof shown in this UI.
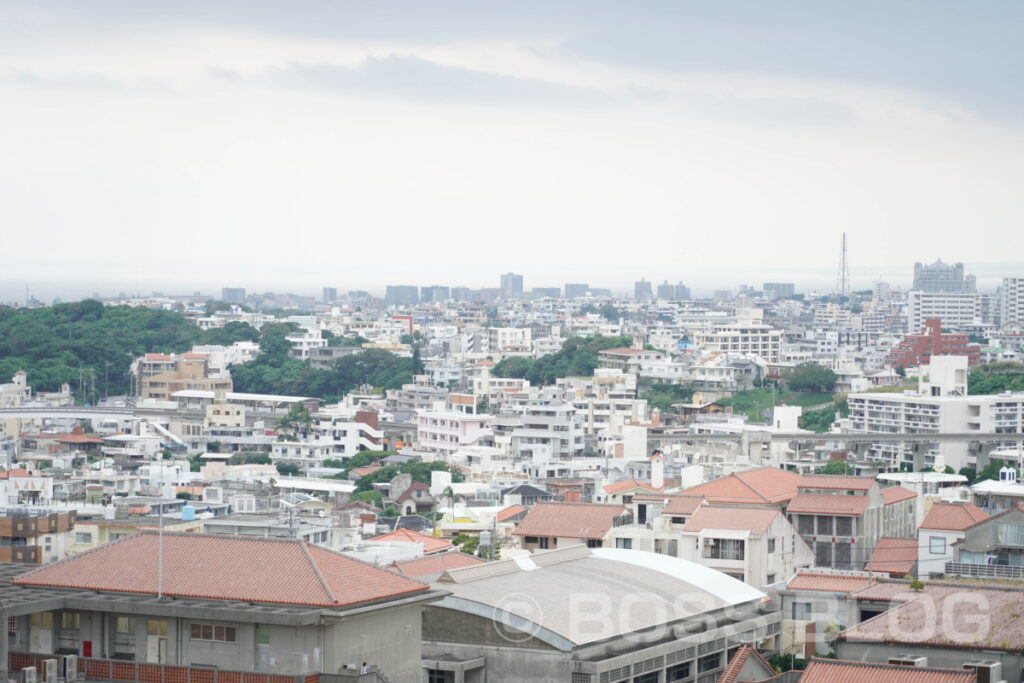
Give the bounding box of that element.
[496,505,528,523]
[604,479,661,495]
[512,502,629,540]
[866,537,918,576]
[500,483,552,498]
[393,551,485,579]
[663,495,706,515]
[370,528,453,553]
[682,506,779,536]
[798,474,875,491]
[786,572,872,593]
[787,493,869,516]
[882,486,917,505]
[799,659,975,683]
[394,481,431,504]
[680,467,799,505]
[12,531,427,609]
[920,501,988,531]
[718,645,775,683]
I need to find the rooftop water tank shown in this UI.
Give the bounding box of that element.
[181,505,196,521]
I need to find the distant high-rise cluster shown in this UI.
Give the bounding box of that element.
[913,260,976,293]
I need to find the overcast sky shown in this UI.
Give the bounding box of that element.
[1,1,1022,300]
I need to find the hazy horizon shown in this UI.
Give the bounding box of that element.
[2,2,1022,301]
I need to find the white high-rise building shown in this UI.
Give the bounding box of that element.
[1002,277,1024,328]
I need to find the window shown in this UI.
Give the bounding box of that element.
[767,573,776,585]
[256,626,270,645]
[586,539,602,548]
[767,538,776,553]
[666,662,690,681]
[116,617,135,634]
[704,538,744,560]
[190,622,237,643]
[792,602,812,620]
[538,537,551,549]
[930,536,946,554]
[147,620,167,636]
[616,538,632,550]
[30,613,52,628]
[697,653,721,673]
[61,613,79,629]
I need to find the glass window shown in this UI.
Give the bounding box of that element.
[930,536,946,554]
[767,538,776,553]
[201,624,213,640]
[61,613,79,629]
[147,620,167,636]
[615,538,632,550]
[698,653,721,673]
[792,602,812,620]
[30,613,53,628]
[116,617,134,634]
[256,627,269,645]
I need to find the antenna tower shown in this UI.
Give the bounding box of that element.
[836,233,850,301]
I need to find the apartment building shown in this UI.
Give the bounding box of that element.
[0,509,76,563]
[270,411,383,469]
[485,326,531,354]
[693,320,782,362]
[509,400,585,461]
[137,354,232,401]
[416,409,493,455]
[888,317,979,367]
[1002,276,1024,328]
[906,291,980,332]
[285,328,327,360]
[786,475,916,570]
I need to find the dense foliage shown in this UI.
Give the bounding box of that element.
[0,301,256,402]
[798,398,849,433]
[642,383,694,413]
[785,362,838,393]
[492,335,635,385]
[352,459,465,494]
[968,362,1024,395]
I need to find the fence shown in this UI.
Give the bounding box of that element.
[10,653,319,683]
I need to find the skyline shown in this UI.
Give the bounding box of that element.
[2,2,1023,299]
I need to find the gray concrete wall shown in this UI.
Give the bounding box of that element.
[836,640,1022,683]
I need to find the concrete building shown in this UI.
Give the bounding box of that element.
[384,285,419,308]
[564,283,589,299]
[420,285,450,303]
[321,287,337,304]
[916,501,988,578]
[764,282,796,299]
[693,317,783,363]
[509,400,585,462]
[1001,277,1024,328]
[912,259,976,293]
[907,291,981,332]
[416,410,493,455]
[421,544,780,683]
[2,531,441,683]
[499,272,523,299]
[221,287,246,304]
[271,411,384,470]
[634,278,652,301]
[285,329,327,360]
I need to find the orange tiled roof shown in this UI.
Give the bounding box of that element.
[680,467,799,505]
[718,645,774,683]
[662,495,706,515]
[600,348,649,355]
[0,469,29,479]
[786,572,872,593]
[787,493,869,516]
[919,501,989,531]
[603,479,661,495]
[799,659,975,683]
[798,474,875,491]
[370,528,453,553]
[393,551,485,579]
[12,531,428,608]
[512,502,629,541]
[496,505,527,522]
[882,486,917,505]
[866,537,918,576]
[681,506,778,536]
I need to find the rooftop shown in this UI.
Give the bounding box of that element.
[785,572,873,593]
[787,493,870,516]
[798,658,976,683]
[681,505,779,536]
[882,486,917,505]
[920,501,988,531]
[680,467,799,505]
[512,502,629,541]
[866,537,918,576]
[797,474,875,491]
[370,528,453,553]
[13,531,428,609]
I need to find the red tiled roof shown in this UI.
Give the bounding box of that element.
[144,353,172,360]
[394,481,431,504]
[682,506,779,536]
[496,505,527,523]
[370,528,453,553]
[12,531,428,608]
[799,659,975,683]
[0,469,29,479]
[600,348,648,355]
[680,467,799,505]
[866,537,918,576]
[604,479,661,495]
[662,495,706,515]
[512,502,629,540]
[718,645,775,683]
[393,551,485,579]
[786,572,872,593]
[56,432,105,444]
[350,465,384,478]
[920,501,989,531]
[787,493,869,516]
[882,486,917,505]
[798,474,875,491]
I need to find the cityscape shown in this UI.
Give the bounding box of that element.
[2,3,1024,683]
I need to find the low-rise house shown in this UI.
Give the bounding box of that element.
[4,531,442,683]
[512,502,631,551]
[600,479,662,506]
[779,571,874,657]
[947,502,1024,578]
[865,537,917,577]
[679,467,800,508]
[917,501,988,578]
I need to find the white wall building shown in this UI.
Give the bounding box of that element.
[416,410,494,455]
[907,290,980,332]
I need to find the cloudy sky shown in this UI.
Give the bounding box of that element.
[1,1,1022,300]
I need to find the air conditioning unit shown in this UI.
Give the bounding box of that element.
[41,659,58,683]
[61,655,78,681]
[963,661,1003,683]
[888,655,927,667]
[20,667,36,683]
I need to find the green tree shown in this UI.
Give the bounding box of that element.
[819,459,853,475]
[786,363,838,393]
[276,402,312,432]
[275,462,300,476]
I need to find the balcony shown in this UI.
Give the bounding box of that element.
[10,654,322,683]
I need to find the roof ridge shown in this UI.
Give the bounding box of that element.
[732,472,770,502]
[299,541,337,606]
